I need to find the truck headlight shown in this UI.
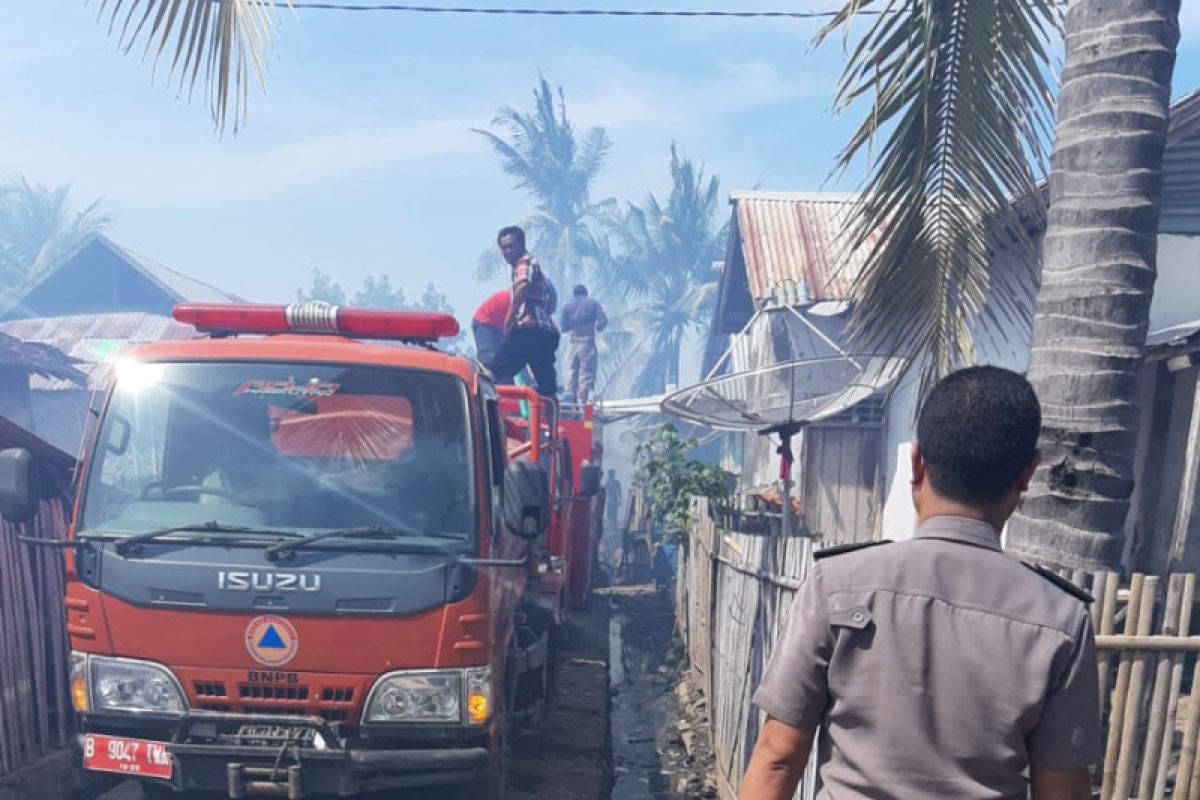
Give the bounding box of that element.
[87,655,186,716]
[363,670,462,724]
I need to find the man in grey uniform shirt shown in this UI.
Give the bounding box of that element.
[740,366,1101,800]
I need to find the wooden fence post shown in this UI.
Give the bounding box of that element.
[1103,573,1148,800]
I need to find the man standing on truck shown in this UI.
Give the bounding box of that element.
[492,225,559,397]
[738,367,1100,800]
[559,284,608,404]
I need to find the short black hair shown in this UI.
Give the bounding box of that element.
[497,226,525,247]
[916,366,1041,505]
[573,284,588,297]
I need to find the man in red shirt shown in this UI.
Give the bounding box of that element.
[471,289,510,372]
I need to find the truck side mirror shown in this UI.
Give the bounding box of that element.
[0,449,38,524]
[578,465,601,497]
[502,461,550,540]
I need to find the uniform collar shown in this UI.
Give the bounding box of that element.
[912,515,1004,552]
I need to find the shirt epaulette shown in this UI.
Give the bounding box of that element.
[1022,562,1094,604]
[814,539,892,560]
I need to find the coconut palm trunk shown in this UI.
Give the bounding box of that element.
[1006,0,1182,571]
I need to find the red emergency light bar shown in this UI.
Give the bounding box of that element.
[172,302,460,342]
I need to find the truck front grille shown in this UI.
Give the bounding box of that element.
[183,672,362,726]
[238,684,310,702]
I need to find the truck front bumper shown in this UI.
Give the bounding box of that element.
[77,711,492,797]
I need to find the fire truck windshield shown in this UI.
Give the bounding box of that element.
[79,361,475,547]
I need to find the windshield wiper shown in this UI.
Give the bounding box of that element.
[264,525,460,562]
[111,522,301,556]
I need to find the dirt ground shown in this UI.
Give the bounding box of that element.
[607,585,716,800]
[506,600,613,800]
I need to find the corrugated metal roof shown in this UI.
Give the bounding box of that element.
[0,313,198,390]
[0,332,85,383]
[1158,90,1200,234]
[1147,318,1200,350]
[731,192,872,306]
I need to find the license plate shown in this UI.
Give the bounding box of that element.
[83,734,173,779]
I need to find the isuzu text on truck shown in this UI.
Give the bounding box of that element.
[0,301,603,799]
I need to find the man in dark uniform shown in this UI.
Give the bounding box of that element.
[559,284,608,403]
[740,366,1101,800]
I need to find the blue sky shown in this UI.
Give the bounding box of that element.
[3,1,1200,328]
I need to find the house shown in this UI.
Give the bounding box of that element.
[696,90,1200,574]
[696,191,885,544]
[0,235,237,453]
[0,233,241,321]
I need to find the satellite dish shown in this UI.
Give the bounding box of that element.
[661,304,908,537]
[661,355,907,432]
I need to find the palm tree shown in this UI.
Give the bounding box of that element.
[820,0,1181,570]
[1006,0,1181,570]
[474,77,613,290]
[603,146,726,396]
[92,0,280,132]
[0,176,112,292]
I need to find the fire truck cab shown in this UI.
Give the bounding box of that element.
[0,302,581,799]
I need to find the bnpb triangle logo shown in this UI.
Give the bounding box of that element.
[245,615,299,667]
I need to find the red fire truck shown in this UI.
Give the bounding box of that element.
[0,302,602,798]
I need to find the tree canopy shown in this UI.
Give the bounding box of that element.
[0,176,111,297]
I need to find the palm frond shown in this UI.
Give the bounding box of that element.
[474,245,508,282]
[0,176,112,283]
[95,0,284,132]
[816,0,1058,403]
[595,311,651,397]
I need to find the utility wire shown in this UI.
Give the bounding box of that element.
[243,2,872,18]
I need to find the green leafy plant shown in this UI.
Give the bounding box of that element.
[635,423,730,542]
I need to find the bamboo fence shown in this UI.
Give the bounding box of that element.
[675,496,1200,800]
[0,495,73,777]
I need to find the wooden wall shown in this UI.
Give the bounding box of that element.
[801,425,882,544]
[680,500,817,800]
[0,497,73,776]
[1130,356,1200,576]
[0,422,76,777]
